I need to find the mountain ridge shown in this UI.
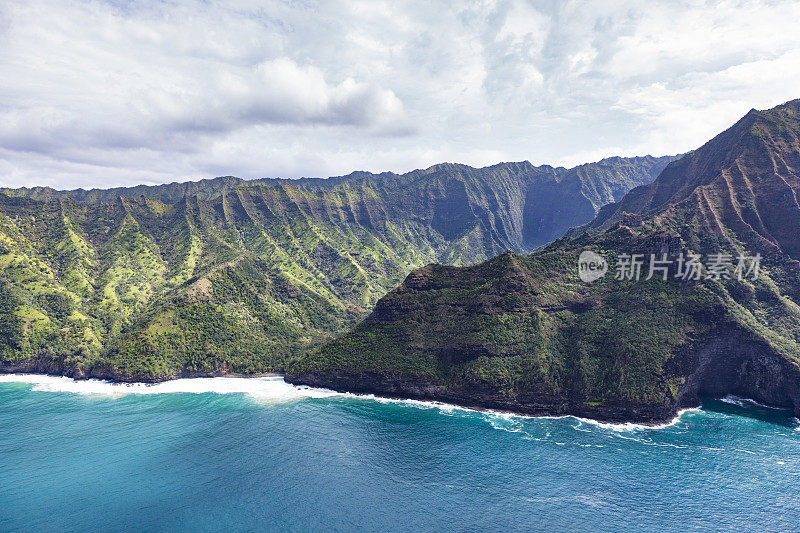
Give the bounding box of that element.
[288,99,800,423]
[0,154,675,381]
[1,155,671,202]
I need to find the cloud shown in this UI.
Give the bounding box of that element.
[0,50,408,162]
[1,0,800,188]
[157,58,407,134]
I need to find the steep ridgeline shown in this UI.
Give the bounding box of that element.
[2,155,674,250]
[582,101,800,258]
[289,99,800,423]
[0,156,673,381]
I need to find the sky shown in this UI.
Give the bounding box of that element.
[1,0,799,189]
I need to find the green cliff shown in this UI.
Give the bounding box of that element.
[290,99,800,422]
[0,156,673,380]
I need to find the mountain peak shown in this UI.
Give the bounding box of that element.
[583,98,800,258]
[289,97,800,423]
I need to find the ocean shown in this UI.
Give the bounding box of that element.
[1,375,799,532]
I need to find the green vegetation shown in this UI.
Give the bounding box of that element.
[289,99,800,420]
[0,157,673,381]
[291,236,724,408]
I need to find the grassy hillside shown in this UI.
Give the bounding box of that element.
[0,156,674,380]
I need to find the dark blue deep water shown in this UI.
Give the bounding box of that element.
[1,376,799,532]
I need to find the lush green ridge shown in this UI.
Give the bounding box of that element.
[290,99,800,422]
[0,156,673,380]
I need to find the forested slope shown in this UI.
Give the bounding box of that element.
[0,156,674,380]
[289,100,800,423]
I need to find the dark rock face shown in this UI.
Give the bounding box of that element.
[288,371,679,424]
[431,179,475,240]
[674,325,800,413]
[638,232,682,257]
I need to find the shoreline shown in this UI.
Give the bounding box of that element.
[3,370,796,429]
[0,370,706,428]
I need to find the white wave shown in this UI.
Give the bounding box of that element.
[720,394,787,411]
[0,373,701,431]
[566,408,700,432]
[342,394,699,432]
[0,374,339,402]
[0,373,520,422]
[482,412,526,432]
[349,393,474,415]
[720,395,747,407]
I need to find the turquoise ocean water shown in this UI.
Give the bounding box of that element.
[1,375,799,532]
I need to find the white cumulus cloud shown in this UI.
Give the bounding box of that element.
[0,0,799,188]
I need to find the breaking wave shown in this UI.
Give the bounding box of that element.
[0,374,339,402]
[0,373,697,430]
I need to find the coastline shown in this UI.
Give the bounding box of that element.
[5,366,798,428]
[283,372,690,426]
[1,369,701,427]
[0,372,334,402]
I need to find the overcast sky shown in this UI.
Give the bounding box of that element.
[1,0,799,189]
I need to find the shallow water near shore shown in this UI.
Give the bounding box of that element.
[1,375,799,532]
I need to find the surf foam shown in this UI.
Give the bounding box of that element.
[720,394,787,410]
[0,374,339,402]
[0,373,699,430]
